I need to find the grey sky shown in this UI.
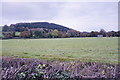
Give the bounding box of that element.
[2,2,118,31]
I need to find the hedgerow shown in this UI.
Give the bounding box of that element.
[1,57,119,80]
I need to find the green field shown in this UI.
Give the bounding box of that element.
[1,37,118,64]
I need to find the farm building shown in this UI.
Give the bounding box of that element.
[97,35,103,37]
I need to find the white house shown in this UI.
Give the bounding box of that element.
[97,35,103,37]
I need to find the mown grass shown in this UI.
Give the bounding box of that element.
[1,37,118,64]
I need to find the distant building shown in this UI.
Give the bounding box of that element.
[97,35,103,37]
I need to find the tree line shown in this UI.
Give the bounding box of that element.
[2,29,81,39]
[1,22,120,39]
[2,28,120,39]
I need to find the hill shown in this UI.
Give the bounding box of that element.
[1,22,119,39]
[2,22,81,38]
[2,22,72,32]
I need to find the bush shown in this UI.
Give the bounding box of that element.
[1,57,119,80]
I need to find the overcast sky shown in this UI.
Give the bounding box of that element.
[1,2,118,31]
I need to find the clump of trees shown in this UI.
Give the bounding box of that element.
[51,29,59,38]
[20,31,32,38]
[1,22,120,39]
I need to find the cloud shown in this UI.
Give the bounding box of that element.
[49,2,118,31]
[1,2,118,31]
[2,0,119,2]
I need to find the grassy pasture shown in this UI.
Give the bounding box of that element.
[1,37,118,64]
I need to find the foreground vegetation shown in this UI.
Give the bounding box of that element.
[1,57,119,80]
[2,37,118,64]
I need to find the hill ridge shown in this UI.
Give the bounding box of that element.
[9,22,72,32]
